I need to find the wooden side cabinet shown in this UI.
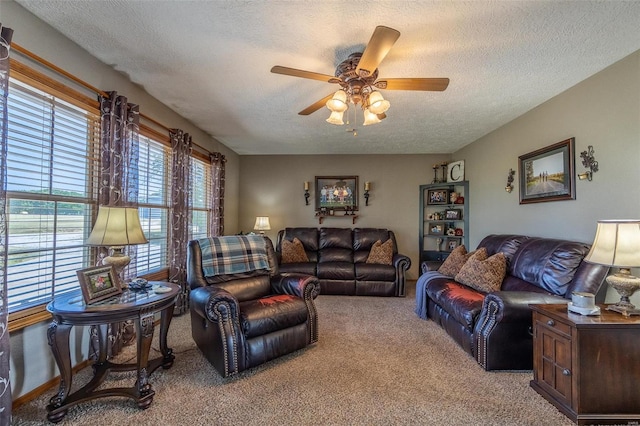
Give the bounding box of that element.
[530,304,640,425]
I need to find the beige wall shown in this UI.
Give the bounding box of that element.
[239,154,451,278]
[455,50,640,303]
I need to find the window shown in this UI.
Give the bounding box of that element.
[135,132,170,274]
[190,156,212,240]
[5,75,100,313]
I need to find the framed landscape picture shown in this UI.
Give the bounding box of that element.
[76,265,122,304]
[315,176,358,212]
[518,138,575,204]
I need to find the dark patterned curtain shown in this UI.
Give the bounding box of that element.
[0,23,13,426]
[169,129,191,315]
[210,153,226,236]
[92,91,140,357]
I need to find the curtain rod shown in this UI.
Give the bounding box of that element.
[12,42,212,153]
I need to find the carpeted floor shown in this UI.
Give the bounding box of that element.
[12,283,572,425]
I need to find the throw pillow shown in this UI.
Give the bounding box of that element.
[366,239,394,265]
[454,250,507,293]
[281,237,309,263]
[437,245,484,277]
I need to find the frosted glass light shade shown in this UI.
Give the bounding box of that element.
[584,220,640,267]
[368,91,390,114]
[326,110,345,125]
[362,108,381,126]
[254,216,271,231]
[326,90,348,112]
[87,206,148,246]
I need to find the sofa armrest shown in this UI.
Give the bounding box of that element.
[474,291,566,370]
[421,260,443,274]
[481,291,567,323]
[190,286,240,323]
[392,254,411,297]
[271,273,320,300]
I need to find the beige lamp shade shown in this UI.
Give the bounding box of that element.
[86,206,148,246]
[584,220,640,267]
[367,91,390,115]
[362,108,381,126]
[326,90,348,112]
[254,216,271,232]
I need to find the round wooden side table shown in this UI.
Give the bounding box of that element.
[45,282,180,423]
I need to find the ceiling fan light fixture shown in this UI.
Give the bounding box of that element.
[362,108,381,126]
[326,110,345,125]
[326,90,348,112]
[367,91,390,114]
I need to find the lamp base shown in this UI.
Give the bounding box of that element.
[605,270,640,316]
[101,246,131,280]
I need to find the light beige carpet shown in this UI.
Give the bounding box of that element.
[12,283,572,425]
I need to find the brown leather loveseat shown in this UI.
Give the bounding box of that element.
[276,227,411,297]
[416,234,609,371]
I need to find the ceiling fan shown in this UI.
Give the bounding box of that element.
[271,26,449,127]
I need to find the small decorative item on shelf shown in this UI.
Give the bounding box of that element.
[455,228,464,236]
[446,228,456,236]
[329,208,335,216]
[450,192,458,203]
[436,237,443,252]
[440,162,448,183]
[432,164,440,183]
[454,196,464,205]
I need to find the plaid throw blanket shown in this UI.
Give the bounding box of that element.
[199,235,270,277]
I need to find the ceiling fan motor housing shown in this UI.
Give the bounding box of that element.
[335,53,378,105]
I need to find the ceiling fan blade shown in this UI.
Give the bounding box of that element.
[298,93,335,115]
[375,78,450,91]
[356,26,401,78]
[271,66,337,83]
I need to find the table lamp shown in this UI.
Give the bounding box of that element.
[584,219,640,316]
[253,216,271,235]
[87,206,148,277]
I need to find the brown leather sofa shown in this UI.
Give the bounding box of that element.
[276,227,411,296]
[187,235,320,377]
[416,234,609,371]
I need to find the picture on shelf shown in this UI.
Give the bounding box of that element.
[447,238,460,251]
[427,189,449,205]
[429,222,445,236]
[445,209,461,220]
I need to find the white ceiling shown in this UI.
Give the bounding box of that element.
[15,0,640,155]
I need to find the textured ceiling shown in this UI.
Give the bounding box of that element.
[14,0,640,155]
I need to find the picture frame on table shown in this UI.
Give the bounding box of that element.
[518,138,575,204]
[427,189,449,205]
[76,265,122,304]
[315,176,358,212]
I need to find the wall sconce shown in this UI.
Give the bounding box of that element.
[578,145,598,181]
[304,181,310,205]
[505,169,515,193]
[364,182,371,206]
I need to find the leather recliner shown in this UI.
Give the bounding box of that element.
[187,235,320,377]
